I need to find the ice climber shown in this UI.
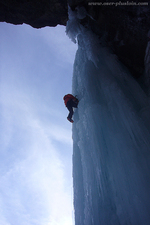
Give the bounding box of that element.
[63,94,79,123]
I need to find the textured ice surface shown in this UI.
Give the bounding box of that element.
[66,7,150,225]
[72,45,150,225]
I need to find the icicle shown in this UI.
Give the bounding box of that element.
[66,6,100,67]
[65,6,81,44]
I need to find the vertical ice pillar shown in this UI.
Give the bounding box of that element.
[72,45,150,225]
[66,7,150,225]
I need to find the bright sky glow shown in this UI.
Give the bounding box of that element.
[0,22,77,225]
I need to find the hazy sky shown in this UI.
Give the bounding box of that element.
[0,22,77,225]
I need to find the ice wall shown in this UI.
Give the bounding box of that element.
[66,7,150,225]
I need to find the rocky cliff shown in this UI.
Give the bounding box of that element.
[0,0,68,28]
[1,0,150,79]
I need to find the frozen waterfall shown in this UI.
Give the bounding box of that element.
[66,7,150,225]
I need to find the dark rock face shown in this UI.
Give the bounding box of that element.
[0,0,68,28]
[85,3,150,78]
[0,0,150,79]
[69,0,150,78]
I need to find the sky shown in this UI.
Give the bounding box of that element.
[0,22,77,225]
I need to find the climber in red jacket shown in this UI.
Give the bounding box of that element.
[63,94,79,123]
